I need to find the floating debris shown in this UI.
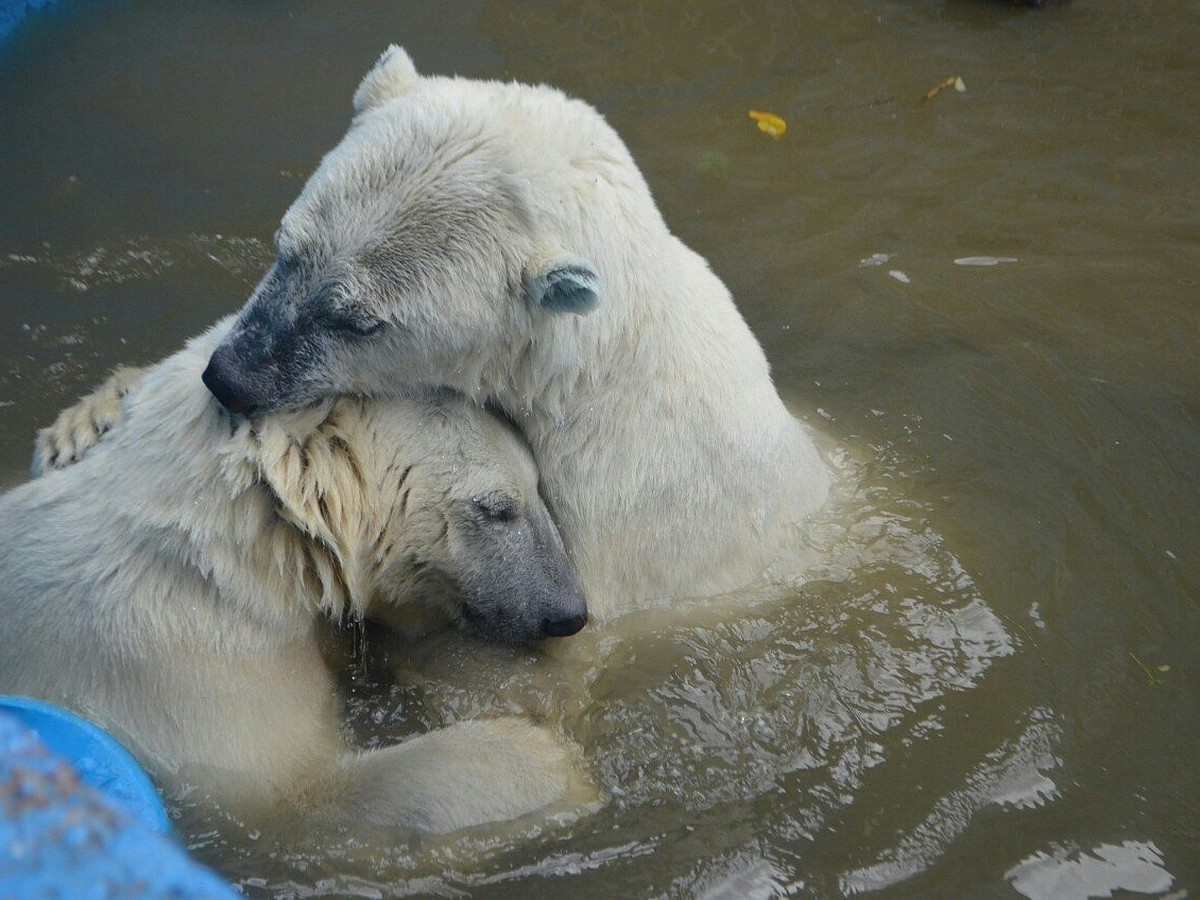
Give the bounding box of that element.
[1129,652,1170,688]
[925,76,966,100]
[888,270,911,284]
[859,252,892,268]
[955,256,1019,267]
[748,110,787,139]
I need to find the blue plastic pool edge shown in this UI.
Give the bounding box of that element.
[1,700,241,898]
[0,695,171,833]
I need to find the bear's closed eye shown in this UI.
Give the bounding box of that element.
[470,493,519,523]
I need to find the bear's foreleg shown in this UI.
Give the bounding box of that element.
[32,365,146,475]
[329,718,586,833]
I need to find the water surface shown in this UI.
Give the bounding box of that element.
[1,2,1197,897]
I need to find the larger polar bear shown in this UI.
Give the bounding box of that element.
[0,317,590,833]
[199,47,832,618]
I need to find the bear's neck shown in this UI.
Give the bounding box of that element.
[488,236,830,617]
[108,342,350,635]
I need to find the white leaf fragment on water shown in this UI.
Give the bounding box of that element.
[955,256,1019,266]
[859,252,891,267]
[888,270,910,283]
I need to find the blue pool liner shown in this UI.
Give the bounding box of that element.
[0,0,57,41]
[0,698,240,899]
[0,695,170,834]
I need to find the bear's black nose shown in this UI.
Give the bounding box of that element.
[202,347,259,416]
[542,609,588,638]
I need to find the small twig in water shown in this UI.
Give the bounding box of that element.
[1129,652,1170,687]
[925,76,966,101]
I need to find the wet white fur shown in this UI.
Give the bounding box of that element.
[279,47,832,617]
[1,318,581,832]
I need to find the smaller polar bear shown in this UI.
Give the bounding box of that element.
[0,317,589,833]
[198,47,833,619]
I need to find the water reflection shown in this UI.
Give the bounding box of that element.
[842,707,1059,892]
[1,233,271,292]
[1006,841,1176,900]
[172,459,1021,897]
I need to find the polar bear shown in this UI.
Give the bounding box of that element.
[194,47,832,619]
[0,317,589,833]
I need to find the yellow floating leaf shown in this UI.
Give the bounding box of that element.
[748,110,787,139]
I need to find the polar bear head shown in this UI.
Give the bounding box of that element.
[244,388,587,643]
[202,46,662,417]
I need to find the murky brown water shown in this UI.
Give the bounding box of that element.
[2,1,1198,897]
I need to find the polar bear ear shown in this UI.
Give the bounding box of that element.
[353,45,421,114]
[523,253,602,317]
